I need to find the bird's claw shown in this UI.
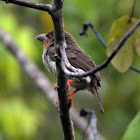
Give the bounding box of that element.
[55,79,78,107]
[54,83,57,90]
[54,80,71,91]
[55,96,73,108]
[67,81,71,91]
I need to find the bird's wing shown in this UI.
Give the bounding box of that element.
[46,42,95,72]
[66,44,103,113]
[66,42,101,87]
[46,44,56,61]
[46,41,101,87]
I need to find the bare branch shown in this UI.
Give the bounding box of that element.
[52,0,63,12]
[80,22,107,48]
[0,28,105,140]
[50,0,75,140]
[81,21,140,75]
[130,66,140,73]
[2,0,53,14]
[62,19,140,78]
[80,109,98,140]
[129,0,136,22]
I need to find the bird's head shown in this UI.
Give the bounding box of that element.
[36,31,54,51]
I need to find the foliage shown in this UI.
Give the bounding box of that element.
[107,16,140,72]
[122,111,140,140]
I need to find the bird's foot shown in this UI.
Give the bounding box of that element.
[67,79,77,91]
[69,89,79,97]
[55,79,78,107]
[56,89,79,107]
[54,83,57,90]
[55,95,73,107]
[56,96,73,107]
[68,89,79,107]
[54,79,77,91]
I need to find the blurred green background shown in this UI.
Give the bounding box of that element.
[0,0,140,140]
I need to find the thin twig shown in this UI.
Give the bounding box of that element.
[130,66,140,73]
[129,0,136,23]
[80,22,140,74]
[80,109,98,140]
[2,0,53,14]
[80,22,107,48]
[61,19,140,77]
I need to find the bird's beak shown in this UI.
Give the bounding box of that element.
[35,33,47,42]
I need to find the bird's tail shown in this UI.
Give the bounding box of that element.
[92,86,104,114]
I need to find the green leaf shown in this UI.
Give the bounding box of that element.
[122,111,140,140]
[134,28,140,56]
[107,16,138,72]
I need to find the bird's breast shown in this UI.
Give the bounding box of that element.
[42,49,56,75]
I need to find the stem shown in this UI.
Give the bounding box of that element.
[2,0,53,14]
[129,0,136,22]
[51,0,75,139]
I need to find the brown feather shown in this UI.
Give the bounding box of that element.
[43,31,103,113]
[46,31,101,86]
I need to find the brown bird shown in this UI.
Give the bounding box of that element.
[36,31,104,113]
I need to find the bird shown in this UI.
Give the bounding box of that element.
[36,30,104,113]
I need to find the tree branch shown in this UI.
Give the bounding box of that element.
[130,66,140,73]
[61,19,140,78]
[129,0,136,22]
[0,27,105,140]
[80,22,107,48]
[2,0,53,14]
[80,109,98,140]
[80,21,140,74]
[50,0,75,140]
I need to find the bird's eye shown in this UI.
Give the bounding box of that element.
[48,34,52,38]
